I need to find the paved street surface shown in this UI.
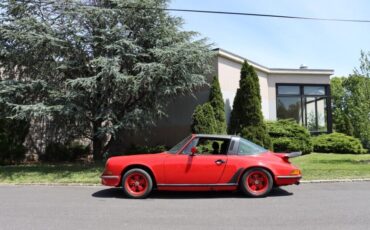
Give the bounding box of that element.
[0,182,369,230]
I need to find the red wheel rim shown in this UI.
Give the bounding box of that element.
[246,171,269,195]
[124,172,148,196]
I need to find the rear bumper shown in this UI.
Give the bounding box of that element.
[275,175,302,186]
[101,175,121,187]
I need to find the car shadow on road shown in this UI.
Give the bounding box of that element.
[91,187,293,199]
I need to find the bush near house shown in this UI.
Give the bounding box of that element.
[266,119,313,155]
[191,103,218,134]
[191,76,227,135]
[312,133,367,154]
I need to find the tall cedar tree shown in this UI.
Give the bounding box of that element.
[208,76,227,134]
[0,0,213,160]
[228,61,271,148]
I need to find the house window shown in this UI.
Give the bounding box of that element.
[276,84,331,133]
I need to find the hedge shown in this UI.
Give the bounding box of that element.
[312,132,367,154]
[266,119,312,154]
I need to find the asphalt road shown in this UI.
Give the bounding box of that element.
[0,182,369,230]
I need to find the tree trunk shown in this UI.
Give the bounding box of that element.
[92,120,113,161]
[92,136,104,161]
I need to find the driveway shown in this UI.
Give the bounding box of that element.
[0,182,369,230]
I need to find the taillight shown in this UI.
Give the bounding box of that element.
[290,169,301,175]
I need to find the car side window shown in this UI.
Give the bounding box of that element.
[182,138,199,155]
[238,139,267,155]
[193,138,229,155]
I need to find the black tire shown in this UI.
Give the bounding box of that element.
[240,168,273,197]
[122,168,153,199]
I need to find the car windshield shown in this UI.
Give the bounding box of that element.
[238,138,267,155]
[167,135,192,154]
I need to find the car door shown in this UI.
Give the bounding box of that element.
[163,138,228,184]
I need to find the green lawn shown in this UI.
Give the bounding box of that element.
[0,163,103,184]
[291,153,370,180]
[0,153,370,184]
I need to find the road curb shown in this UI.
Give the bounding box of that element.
[1,179,370,186]
[0,183,103,187]
[301,178,370,183]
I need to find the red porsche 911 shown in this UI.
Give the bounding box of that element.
[101,134,302,198]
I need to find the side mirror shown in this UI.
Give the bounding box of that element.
[190,147,198,156]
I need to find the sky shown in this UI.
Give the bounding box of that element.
[169,0,370,76]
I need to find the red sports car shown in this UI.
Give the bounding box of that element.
[101,134,302,198]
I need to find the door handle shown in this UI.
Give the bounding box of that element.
[215,159,226,165]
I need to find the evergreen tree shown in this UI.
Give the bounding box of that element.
[331,73,370,149]
[191,103,217,134]
[228,61,271,148]
[0,0,213,160]
[208,76,227,134]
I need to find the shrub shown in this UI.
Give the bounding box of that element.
[312,132,366,154]
[191,103,217,134]
[241,125,271,149]
[266,119,313,154]
[0,119,29,165]
[40,142,89,162]
[0,144,26,165]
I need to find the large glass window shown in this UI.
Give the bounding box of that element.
[277,85,300,95]
[304,86,326,95]
[277,84,331,133]
[277,97,302,124]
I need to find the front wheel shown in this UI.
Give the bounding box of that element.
[122,168,153,199]
[240,168,273,197]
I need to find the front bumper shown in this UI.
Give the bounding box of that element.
[101,175,121,187]
[275,175,302,186]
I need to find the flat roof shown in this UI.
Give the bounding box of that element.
[214,48,334,75]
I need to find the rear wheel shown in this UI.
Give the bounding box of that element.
[122,168,153,199]
[240,168,273,197]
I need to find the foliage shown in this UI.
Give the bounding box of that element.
[241,126,271,149]
[331,77,354,136]
[208,76,227,134]
[0,0,213,160]
[191,103,217,134]
[331,51,370,150]
[331,75,370,149]
[0,119,29,165]
[266,119,313,154]
[40,142,89,163]
[312,133,366,154]
[228,61,271,148]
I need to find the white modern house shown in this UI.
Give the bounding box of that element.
[117,48,334,149]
